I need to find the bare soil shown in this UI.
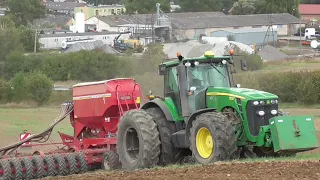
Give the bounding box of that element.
[43,160,320,180]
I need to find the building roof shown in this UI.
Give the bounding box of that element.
[39,31,127,38]
[94,12,225,26]
[93,12,301,30]
[170,13,301,29]
[299,4,320,15]
[45,2,86,11]
[213,27,275,34]
[34,16,73,27]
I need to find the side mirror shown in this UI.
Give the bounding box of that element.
[240,60,247,71]
[158,64,166,75]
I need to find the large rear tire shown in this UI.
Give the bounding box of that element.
[145,107,184,166]
[117,109,160,170]
[189,112,239,164]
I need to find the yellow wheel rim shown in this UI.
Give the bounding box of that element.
[196,127,214,158]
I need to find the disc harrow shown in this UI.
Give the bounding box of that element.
[0,152,88,180]
[0,78,144,179]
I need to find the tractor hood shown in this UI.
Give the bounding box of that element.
[206,87,278,100]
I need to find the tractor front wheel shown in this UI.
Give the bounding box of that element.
[190,112,239,164]
[117,109,161,170]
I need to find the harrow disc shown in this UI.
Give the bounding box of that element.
[102,151,121,171]
[53,154,68,176]
[74,152,88,174]
[43,155,56,177]
[0,159,11,180]
[9,158,22,180]
[20,157,33,180]
[31,156,44,179]
[64,154,77,175]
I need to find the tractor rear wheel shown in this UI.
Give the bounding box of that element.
[117,109,160,170]
[189,112,239,164]
[146,107,184,166]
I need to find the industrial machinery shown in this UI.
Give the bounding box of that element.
[113,32,144,53]
[0,78,143,179]
[116,51,319,169]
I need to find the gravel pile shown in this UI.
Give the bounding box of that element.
[257,45,288,61]
[163,40,254,58]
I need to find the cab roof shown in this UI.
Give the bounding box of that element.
[161,55,232,68]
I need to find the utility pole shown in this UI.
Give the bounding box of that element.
[34,29,37,53]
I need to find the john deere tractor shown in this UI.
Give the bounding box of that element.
[116,51,318,170]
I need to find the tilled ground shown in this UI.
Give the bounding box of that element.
[43,160,320,180]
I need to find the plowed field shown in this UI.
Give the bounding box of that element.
[43,160,320,180]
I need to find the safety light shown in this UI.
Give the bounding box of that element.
[204,51,214,58]
[229,49,234,55]
[177,52,181,56]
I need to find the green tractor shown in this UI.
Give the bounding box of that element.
[116,51,319,169]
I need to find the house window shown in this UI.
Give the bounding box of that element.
[117,9,120,14]
[104,9,106,12]
[111,9,115,14]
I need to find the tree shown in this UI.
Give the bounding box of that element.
[18,26,42,52]
[0,16,23,60]
[24,71,53,106]
[179,0,223,12]
[124,0,170,14]
[231,0,300,17]
[231,0,257,15]
[7,0,46,27]
[301,0,320,3]
[84,0,125,5]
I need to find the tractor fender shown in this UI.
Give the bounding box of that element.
[185,108,217,142]
[140,99,174,121]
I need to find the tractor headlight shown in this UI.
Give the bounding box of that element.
[185,62,191,67]
[222,60,227,64]
[253,101,259,105]
[194,61,199,66]
[271,110,278,115]
[270,99,278,104]
[259,100,265,105]
[258,111,265,116]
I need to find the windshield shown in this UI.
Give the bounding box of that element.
[187,63,230,90]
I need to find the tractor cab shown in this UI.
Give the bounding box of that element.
[158,51,246,115]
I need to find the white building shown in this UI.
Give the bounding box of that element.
[39,31,131,49]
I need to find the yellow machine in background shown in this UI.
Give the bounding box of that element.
[113,32,144,53]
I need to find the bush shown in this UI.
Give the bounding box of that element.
[235,70,320,105]
[11,72,26,102]
[24,71,54,106]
